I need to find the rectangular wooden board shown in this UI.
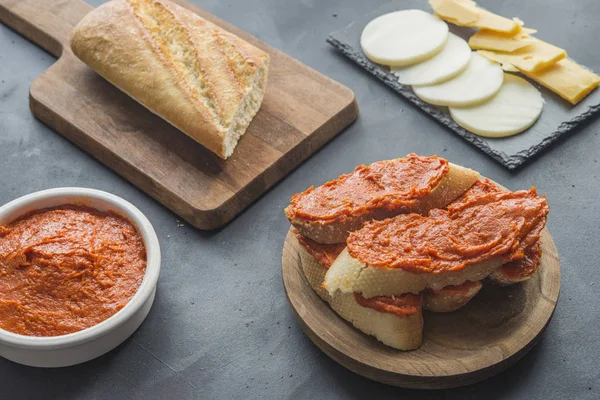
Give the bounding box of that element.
[0,0,358,229]
[327,0,600,170]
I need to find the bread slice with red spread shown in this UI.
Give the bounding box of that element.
[288,160,549,350]
[296,233,483,349]
[297,235,424,350]
[453,179,545,287]
[285,154,479,244]
[324,188,549,298]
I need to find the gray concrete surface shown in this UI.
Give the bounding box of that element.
[0,0,598,399]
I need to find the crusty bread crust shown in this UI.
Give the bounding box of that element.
[71,0,269,159]
[423,281,482,312]
[287,162,479,244]
[298,245,423,350]
[325,248,504,298]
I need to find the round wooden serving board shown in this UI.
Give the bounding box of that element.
[282,225,560,389]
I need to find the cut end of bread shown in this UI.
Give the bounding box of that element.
[222,56,270,158]
[70,0,270,160]
[412,162,480,214]
[324,248,367,296]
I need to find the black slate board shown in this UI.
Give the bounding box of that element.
[327,0,600,169]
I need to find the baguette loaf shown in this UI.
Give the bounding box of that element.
[71,0,270,159]
[286,154,479,244]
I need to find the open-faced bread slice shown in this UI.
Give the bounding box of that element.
[325,247,503,297]
[285,154,479,244]
[296,233,483,349]
[298,242,424,350]
[325,189,549,298]
[454,179,544,287]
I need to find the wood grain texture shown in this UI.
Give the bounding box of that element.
[0,0,358,229]
[281,225,560,389]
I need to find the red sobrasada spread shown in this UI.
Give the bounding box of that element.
[287,154,449,224]
[295,231,345,269]
[453,179,543,279]
[0,206,147,337]
[296,231,419,318]
[354,292,422,317]
[346,189,549,273]
[498,244,542,279]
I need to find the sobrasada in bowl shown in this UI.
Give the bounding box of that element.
[0,188,160,367]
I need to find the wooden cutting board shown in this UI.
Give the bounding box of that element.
[282,222,560,388]
[0,0,358,229]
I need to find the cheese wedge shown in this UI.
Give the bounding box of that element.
[478,39,566,73]
[469,27,537,52]
[413,53,503,107]
[391,33,471,86]
[430,0,520,34]
[361,10,449,67]
[449,74,543,138]
[521,59,600,105]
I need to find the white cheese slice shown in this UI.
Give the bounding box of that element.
[449,74,543,137]
[391,33,471,86]
[412,53,503,107]
[361,10,449,67]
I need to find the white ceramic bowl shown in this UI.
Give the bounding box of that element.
[0,188,160,367]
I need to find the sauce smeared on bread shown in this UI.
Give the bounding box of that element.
[453,179,544,282]
[492,242,542,283]
[286,154,449,223]
[347,189,549,273]
[296,232,481,316]
[295,231,344,269]
[354,292,422,318]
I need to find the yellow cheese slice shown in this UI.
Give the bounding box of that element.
[473,9,521,34]
[469,27,537,52]
[430,0,520,34]
[521,59,600,105]
[478,39,566,72]
[429,0,479,24]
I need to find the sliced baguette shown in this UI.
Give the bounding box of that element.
[325,248,503,298]
[325,189,548,298]
[287,158,479,244]
[71,0,269,159]
[298,244,423,350]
